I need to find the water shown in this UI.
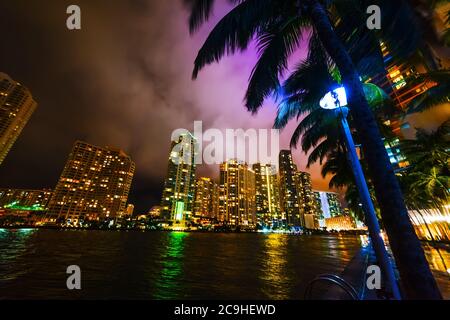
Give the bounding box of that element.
[0,229,448,299]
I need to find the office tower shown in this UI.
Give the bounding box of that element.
[0,188,52,212]
[0,73,37,166]
[219,159,256,227]
[193,177,218,219]
[278,150,303,227]
[160,132,197,226]
[253,163,281,228]
[314,191,344,220]
[46,141,135,225]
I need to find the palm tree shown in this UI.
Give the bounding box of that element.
[185,0,442,298]
[400,120,450,204]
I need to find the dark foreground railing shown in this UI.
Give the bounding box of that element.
[304,274,360,300]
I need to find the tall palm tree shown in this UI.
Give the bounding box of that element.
[185,0,442,298]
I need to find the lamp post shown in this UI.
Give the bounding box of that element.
[320,87,402,300]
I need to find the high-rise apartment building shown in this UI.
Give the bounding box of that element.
[219,159,256,228]
[279,150,302,227]
[0,73,37,166]
[160,132,197,226]
[46,141,135,225]
[253,163,281,228]
[193,177,219,220]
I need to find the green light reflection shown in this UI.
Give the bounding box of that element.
[153,232,188,299]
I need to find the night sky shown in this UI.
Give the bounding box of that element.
[9,0,442,213]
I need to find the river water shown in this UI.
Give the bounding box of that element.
[0,229,448,299]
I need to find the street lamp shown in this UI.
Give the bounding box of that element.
[320,86,402,300]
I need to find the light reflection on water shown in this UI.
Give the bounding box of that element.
[259,234,291,299]
[0,228,37,284]
[0,229,447,299]
[154,232,188,299]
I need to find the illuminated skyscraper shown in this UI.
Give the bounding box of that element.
[160,132,197,226]
[219,159,256,228]
[296,172,317,215]
[46,141,135,225]
[0,73,37,166]
[193,177,219,219]
[296,171,318,228]
[279,150,303,227]
[253,163,281,228]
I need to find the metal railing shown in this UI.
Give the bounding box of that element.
[304,274,360,300]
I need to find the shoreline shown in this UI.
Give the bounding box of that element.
[1,226,449,246]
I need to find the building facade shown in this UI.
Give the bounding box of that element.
[160,132,197,226]
[0,73,37,166]
[325,215,356,231]
[193,177,219,220]
[252,163,281,229]
[46,141,135,225]
[279,150,303,227]
[219,159,256,228]
[0,188,52,212]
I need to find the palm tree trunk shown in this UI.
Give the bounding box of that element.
[305,0,442,299]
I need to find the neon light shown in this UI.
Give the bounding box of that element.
[175,201,184,221]
[4,202,45,211]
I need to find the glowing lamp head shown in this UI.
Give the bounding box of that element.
[319,87,348,110]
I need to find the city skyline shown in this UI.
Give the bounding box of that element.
[1,2,447,214]
[0,0,448,302]
[0,1,345,214]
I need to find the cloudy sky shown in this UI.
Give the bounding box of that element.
[0,0,335,212]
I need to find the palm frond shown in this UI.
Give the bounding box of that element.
[184,0,216,34]
[192,0,278,79]
[245,16,309,113]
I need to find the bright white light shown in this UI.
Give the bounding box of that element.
[319,87,348,109]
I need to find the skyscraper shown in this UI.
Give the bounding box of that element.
[279,150,302,227]
[46,141,135,225]
[253,163,281,228]
[296,172,317,213]
[160,132,197,227]
[219,159,256,228]
[193,177,219,220]
[0,73,37,166]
